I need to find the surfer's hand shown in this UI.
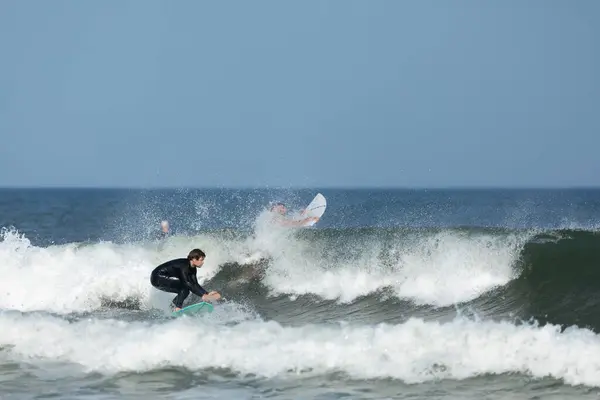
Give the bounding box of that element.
[202,292,221,302]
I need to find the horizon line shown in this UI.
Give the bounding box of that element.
[1,185,600,191]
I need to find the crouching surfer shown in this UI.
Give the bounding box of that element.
[150,248,221,311]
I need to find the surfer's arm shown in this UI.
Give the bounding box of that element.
[278,219,304,227]
[180,268,209,297]
[279,217,319,226]
[191,272,222,300]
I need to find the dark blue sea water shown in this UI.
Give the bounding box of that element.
[2,188,600,399]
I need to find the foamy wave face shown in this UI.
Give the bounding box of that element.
[392,231,523,305]
[261,231,526,306]
[0,229,239,314]
[1,312,598,387]
[0,225,526,313]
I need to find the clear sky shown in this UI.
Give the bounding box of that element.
[1,1,598,188]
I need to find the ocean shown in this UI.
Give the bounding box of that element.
[1,187,600,399]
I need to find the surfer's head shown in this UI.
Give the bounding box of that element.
[270,202,287,214]
[160,220,169,232]
[187,248,206,267]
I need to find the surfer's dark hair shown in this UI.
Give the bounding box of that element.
[188,249,206,260]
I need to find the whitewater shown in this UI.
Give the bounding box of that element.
[2,188,600,399]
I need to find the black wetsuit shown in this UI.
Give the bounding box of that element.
[150,258,208,308]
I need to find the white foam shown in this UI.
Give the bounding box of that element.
[0,224,528,313]
[0,229,240,314]
[259,230,527,306]
[1,312,600,387]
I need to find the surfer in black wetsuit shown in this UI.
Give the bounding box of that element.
[150,248,221,311]
[159,220,170,239]
[156,220,170,251]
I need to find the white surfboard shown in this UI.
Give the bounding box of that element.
[296,193,327,227]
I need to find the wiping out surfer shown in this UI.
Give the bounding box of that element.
[269,202,319,226]
[159,220,170,238]
[156,220,170,251]
[150,248,221,311]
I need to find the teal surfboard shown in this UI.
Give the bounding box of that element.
[172,301,214,317]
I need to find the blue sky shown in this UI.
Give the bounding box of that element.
[1,1,598,188]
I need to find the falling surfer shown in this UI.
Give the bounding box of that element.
[269,202,320,227]
[156,220,170,251]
